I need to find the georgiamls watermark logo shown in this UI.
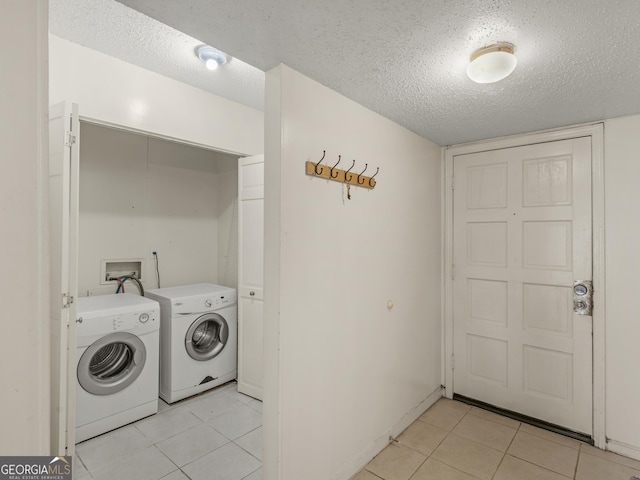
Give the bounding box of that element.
[0,456,72,480]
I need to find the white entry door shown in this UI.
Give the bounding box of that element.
[452,137,592,435]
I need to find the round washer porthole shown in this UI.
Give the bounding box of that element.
[77,332,146,395]
[185,313,229,361]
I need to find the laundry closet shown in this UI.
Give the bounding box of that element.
[77,122,239,296]
[48,35,266,458]
[76,123,265,403]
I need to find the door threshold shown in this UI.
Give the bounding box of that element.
[453,394,593,445]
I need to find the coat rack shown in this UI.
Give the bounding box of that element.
[305,151,379,189]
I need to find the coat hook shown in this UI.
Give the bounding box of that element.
[330,155,341,178]
[314,150,326,175]
[357,163,368,184]
[368,167,380,186]
[344,159,356,182]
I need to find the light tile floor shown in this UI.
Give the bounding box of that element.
[75,393,640,480]
[353,398,640,480]
[73,381,262,480]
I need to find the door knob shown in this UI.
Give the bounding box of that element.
[249,291,255,296]
[574,299,588,313]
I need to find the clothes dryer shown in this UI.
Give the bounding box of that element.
[75,293,160,443]
[145,283,237,403]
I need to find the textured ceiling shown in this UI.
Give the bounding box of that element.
[53,0,640,146]
[49,0,265,111]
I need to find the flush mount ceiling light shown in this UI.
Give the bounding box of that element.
[467,43,517,84]
[196,45,228,71]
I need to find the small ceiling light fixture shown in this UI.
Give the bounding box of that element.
[467,43,517,84]
[196,45,228,71]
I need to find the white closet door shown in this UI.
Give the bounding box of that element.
[238,154,264,400]
[452,137,593,435]
[49,102,80,453]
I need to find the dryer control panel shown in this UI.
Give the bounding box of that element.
[203,295,234,309]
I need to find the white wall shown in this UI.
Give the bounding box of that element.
[0,1,50,454]
[263,65,442,480]
[49,35,263,156]
[78,123,238,294]
[217,162,240,289]
[604,114,640,457]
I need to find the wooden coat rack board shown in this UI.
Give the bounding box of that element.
[305,151,379,189]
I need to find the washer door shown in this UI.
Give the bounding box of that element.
[185,313,229,361]
[77,332,146,395]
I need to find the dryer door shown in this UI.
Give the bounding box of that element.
[77,332,147,395]
[185,313,229,361]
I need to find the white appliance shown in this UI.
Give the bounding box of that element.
[75,293,160,443]
[145,283,237,403]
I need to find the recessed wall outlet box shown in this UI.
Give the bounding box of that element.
[100,258,145,285]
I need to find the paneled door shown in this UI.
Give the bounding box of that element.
[49,102,80,453]
[452,137,592,434]
[237,154,264,400]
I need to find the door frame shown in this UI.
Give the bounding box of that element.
[53,112,251,455]
[49,102,80,454]
[442,123,605,448]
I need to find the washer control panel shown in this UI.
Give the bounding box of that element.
[108,310,158,331]
[75,295,160,338]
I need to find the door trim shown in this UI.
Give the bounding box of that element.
[442,123,605,448]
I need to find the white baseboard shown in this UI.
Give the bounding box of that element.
[607,439,640,461]
[333,386,443,480]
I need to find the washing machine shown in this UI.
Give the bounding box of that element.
[75,293,160,443]
[145,283,237,403]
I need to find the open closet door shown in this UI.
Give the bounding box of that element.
[49,102,80,454]
[237,154,264,400]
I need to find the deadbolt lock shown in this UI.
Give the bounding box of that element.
[573,280,593,316]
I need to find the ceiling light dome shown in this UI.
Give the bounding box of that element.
[197,45,228,71]
[467,43,517,84]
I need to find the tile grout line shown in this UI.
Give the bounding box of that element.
[158,435,233,475]
[232,434,264,461]
[518,423,584,451]
[452,405,515,480]
[407,448,428,480]
[175,467,195,480]
[361,468,385,480]
[457,407,511,480]
[497,453,574,480]
[410,406,483,480]
[403,404,462,480]
[490,416,524,479]
[239,465,262,480]
[153,445,182,480]
[509,424,580,479]
[573,445,583,480]
[79,428,153,476]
